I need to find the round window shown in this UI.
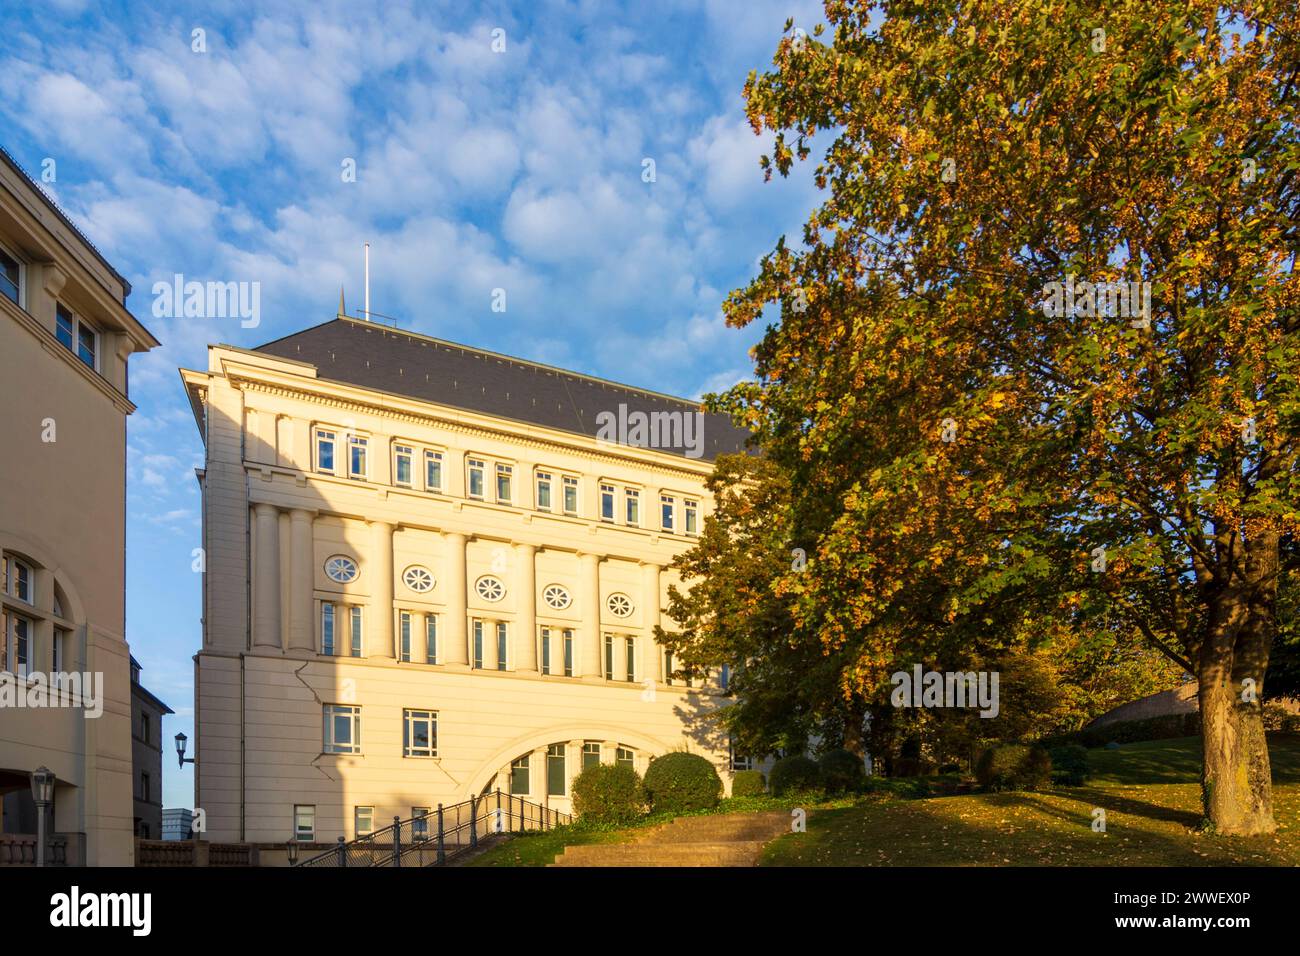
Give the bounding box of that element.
[476,575,506,603]
[403,566,435,593]
[324,555,359,583]
[542,584,572,610]
[607,593,634,618]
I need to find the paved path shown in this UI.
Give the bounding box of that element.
[550,810,792,867]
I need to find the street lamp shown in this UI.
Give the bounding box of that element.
[286,838,299,866]
[29,767,54,868]
[174,733,195,769]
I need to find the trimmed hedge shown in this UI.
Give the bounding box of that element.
[769,755,824,796]
[571,763,647,826]
[818,749,867,794]
[975,744,1052,792]
[643,752,722,814]
[730,769,766,797]
[1047,744,1089,786]
[1042,712,1201,750]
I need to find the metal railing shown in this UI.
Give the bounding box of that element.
[295,790,572,868]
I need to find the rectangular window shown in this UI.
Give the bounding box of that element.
[540,628,551,675]
[52,628,65,676]
[403,709,438,758]
[547,744,566,797]
[425,616,437,665]
[77,321,97,369]
[294,805,315,842]
[323,704,361,754]
[0,246,19,305]
[473,620,484,669]
[664,649,673,686]
[625,489,640,525]
[496,463,513,503]
[661,495,675,532]
[348,436,368,479]
[141,713,151,744]
[425,450,443,491]
[496,622,507,671]
[562,476,579,515]
[536,471,552,510]
[625,636,635,682]
[467,459,485,499]
[412,808,431,842]
[8,614,31,679]
[582,741,601,770]
[604,634,614,681]
[563,629,574,677]
[685,500,699,536]
[141,772,151,803]
[350,606,362,657]
[399,611,412,662]
[394,445,413,486]
[730,740,753,772]
[600,484,615,522]
[56,304,75,349]
[321,603,335,656]
[6,558,31,603]
[316,429,335,473]
[510,755,530,795]
[354,806,375,837]
[616,747,635,768]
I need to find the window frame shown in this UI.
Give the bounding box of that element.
[535,470,552,511]
[625,488,640,526]
[495,463,513,504]
[347,435,369,480]
[393,444,414,487]
[685,499,699,536]
[354,806,375,838]
[314,428,337,474]
[424,449,444,492]
[546,743,566,797]
[661,494,676,532]
[425,615,438,665]
[0,241,23,308]
[294,805,316,842]
[323,703,362,755]
[467,458,486,500]
[495,622,508,671]
[562,475,579,515]
[600,483,616,522]
[403,708,438,758]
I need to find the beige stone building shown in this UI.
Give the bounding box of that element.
[0,146,160,865]
[181,314,751,853]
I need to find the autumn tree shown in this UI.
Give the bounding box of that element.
[720,1,1299,834]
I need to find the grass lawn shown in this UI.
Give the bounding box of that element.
[761,734,1300,866]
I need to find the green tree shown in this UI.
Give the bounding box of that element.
[720,1,1298,834]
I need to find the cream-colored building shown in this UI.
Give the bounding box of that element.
[0,146,160,866]
[181,314,750,853]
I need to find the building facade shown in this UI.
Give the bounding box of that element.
[0,147,159,865]
[128,657,172,840]
[181,316,750,853]
[161,807,193,841]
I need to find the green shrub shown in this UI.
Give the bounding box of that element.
[643,752,722,814]
[975,744,1052,792]
[818,749,867,794]
[768,755,824,796]
[730,769,766,798]
[571,763,647,826]
[1046,712,1201,749]
[1048,744,1089,786]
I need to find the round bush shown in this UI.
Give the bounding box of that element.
[975,744,1052,792]
[768,755,824,796]
[1047,744,1089,786]
[818,749,867,794]
[730,769,766,798]
[643,752,722,814]
[571,763,647,825]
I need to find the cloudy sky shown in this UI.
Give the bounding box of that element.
[2,0,825,807]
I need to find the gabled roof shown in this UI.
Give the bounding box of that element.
[253,317,752,462]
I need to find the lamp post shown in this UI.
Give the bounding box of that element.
[29,767,54,868]
[174,732,195,769]
[286,838,299,867]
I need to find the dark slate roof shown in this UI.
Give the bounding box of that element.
[253,317,752,462]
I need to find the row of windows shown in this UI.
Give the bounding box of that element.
[0,243,99,371]
[1,555,69,679]
[311,428,699,534]
[323,606,680,684]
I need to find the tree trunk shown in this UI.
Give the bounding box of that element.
[1197,559,1276,835]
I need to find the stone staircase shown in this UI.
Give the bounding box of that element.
[550,811,792,867]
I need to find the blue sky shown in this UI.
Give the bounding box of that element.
[1,0,825,808]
